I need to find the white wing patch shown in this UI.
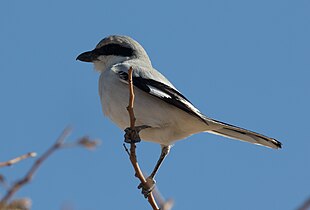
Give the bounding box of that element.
[148,85,172,98]
[149,84,203,118]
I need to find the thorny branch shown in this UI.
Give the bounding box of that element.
[124,67,160,210]
[0,128,99,209]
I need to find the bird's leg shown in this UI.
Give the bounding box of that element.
[149,145,171,179]
[138,145,171,198]
[124,125,150,144]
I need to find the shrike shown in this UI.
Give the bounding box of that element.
[77,35,281,196]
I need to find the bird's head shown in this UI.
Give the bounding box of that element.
[76,35,151,72]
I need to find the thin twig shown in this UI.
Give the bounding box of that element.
[298,197,310,210]
[125,66,159,210]
[152,186,174,210]
[0,152,37,168]
[123,143,130,156]
[0,128,72,206]
[127,66,136,129]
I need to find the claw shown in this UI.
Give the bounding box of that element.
[124,125,150,144]
[138,177,156,198]
[124,127,141,143]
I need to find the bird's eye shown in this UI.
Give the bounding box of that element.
[95,44,134,57]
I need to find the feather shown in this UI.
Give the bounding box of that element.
[207,118,281,149]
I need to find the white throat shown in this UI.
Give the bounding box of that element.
[93,55,128,73]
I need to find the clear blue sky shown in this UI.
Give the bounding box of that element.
[1,0,309,210]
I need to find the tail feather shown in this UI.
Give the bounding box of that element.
[206,118,282,149]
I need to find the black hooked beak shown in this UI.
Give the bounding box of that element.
[76,50,98,62]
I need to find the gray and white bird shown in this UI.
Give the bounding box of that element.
[77,35,281,195]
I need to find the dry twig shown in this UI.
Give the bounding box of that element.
[152,186,174,210]
[0,128,72,207]
[298,197,310,210]
[4,198,31,210]
[0,153,37,168]
[0,128,99,208]
[124,67,160,210]
[127,66,136,129]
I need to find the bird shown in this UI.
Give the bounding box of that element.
[76,35,281,196]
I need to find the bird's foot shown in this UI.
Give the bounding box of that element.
[138,177,156,198]
[124,125,150,144]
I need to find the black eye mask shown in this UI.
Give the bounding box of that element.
[94,43,134,57]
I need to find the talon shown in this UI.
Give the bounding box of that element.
[138,177,156,198]
[124,127,141,143]
[124,125,151,144]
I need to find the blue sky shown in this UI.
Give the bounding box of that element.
[0,0,309,209]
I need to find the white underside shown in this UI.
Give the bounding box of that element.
[99,68,210,146]
[95,58,279,149]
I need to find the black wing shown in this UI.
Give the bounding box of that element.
[118,71,208,125]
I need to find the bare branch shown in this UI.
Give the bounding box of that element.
[0,128,98,210]
[0,127,74,206]
[0,174,8,190]
[5,198,31,210]
[62,136,101,150]
[127,66,136,129]
[298,197,310,210]
[0,153,37,168]
[77,136,101,150]
[123,143,130,156]
[152,186,174,210]
[124,66,160,210]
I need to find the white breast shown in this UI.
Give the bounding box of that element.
[98,69,208,146]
